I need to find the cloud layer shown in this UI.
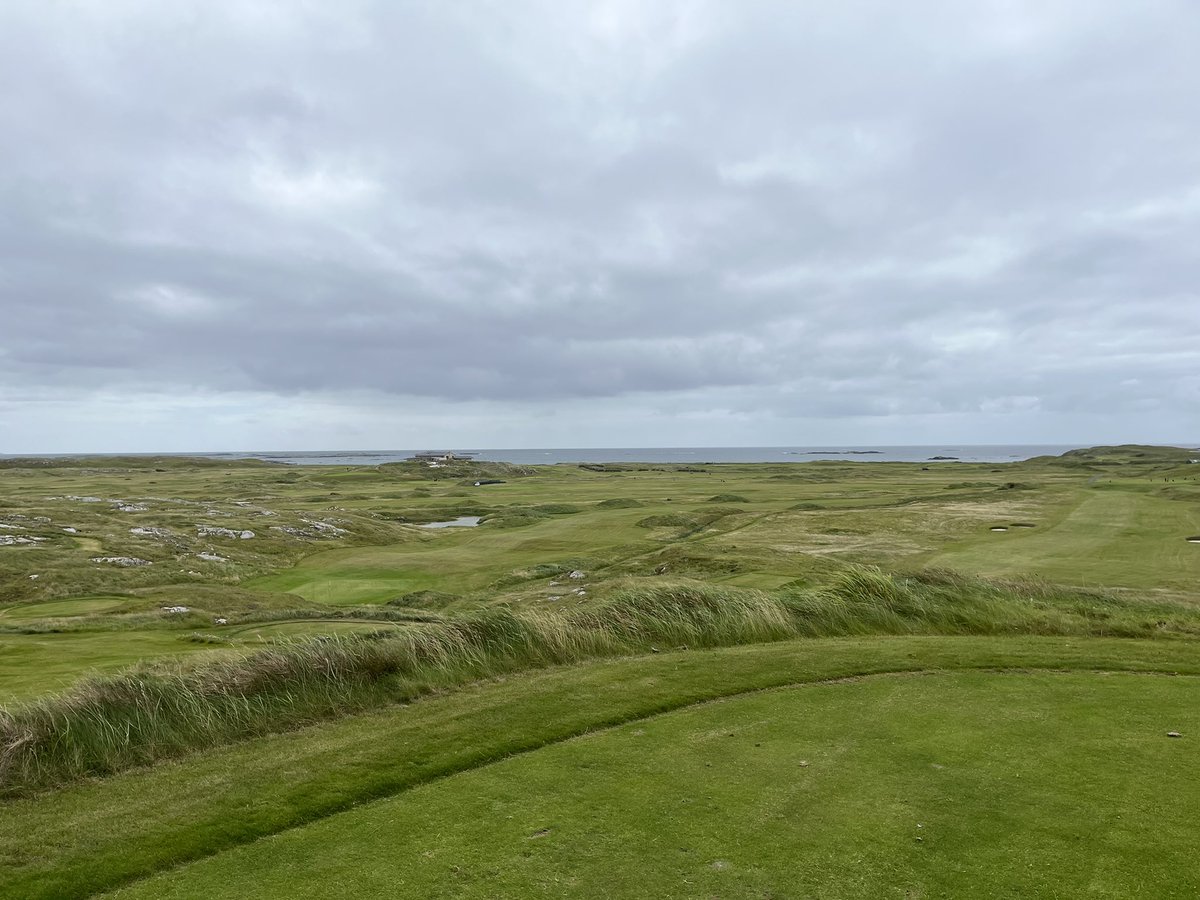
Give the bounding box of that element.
[2,1,1198,450]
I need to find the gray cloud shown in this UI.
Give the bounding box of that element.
[1,0,1198,451]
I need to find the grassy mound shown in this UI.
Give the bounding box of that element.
[596,498,643,509]
[636,514,699,528]
[3,569,1197,797]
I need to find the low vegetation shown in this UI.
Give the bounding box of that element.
[4,567,1197,797]
[1,444,1198,895]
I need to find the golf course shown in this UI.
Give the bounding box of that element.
[2,445,1199,897]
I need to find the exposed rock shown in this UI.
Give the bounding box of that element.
[196,552,228,562]
[0,535,47,546]
[130,526,172,538]
[1168,731,1182,738]
[233,502,277,515]
[270,525,311,538]
[92,556,152,567]
[302,519,349,535]
[197,525,255,539]
[568,570,586,580]
[160,606,190,614]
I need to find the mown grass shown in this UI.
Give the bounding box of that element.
[4,568,1197,798]
[1,636,1198,900]
[113,671,1200,899]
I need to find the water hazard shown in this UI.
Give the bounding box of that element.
[419,516,481,529]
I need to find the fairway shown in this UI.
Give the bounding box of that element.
[0,631,229,703]
[109,670,1199,899]
[930,489,1200,591]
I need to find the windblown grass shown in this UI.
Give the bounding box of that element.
[2,568,1196,797]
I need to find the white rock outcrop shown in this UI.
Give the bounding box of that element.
[0,535,47,546]
[130,526,172,538]
[197,525,255,539]
[91,556,152,567]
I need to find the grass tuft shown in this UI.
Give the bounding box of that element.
[3,568,1198,797]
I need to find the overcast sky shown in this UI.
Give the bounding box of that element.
[2,1,1198,452]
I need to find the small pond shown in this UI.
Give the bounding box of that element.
[419,516,482,529]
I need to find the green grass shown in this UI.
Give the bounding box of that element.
[2,447,1200,896]
[215,619,409,639]
[4,569,1198,797]
[0,631,229,704]
[929,488,1200,590]
[1,635,1198,899]
[111,670,1200,899]
[0,595,133,620]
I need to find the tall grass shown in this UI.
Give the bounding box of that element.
[3,569,1196,797]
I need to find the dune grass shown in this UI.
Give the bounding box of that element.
[4,569,1197,798]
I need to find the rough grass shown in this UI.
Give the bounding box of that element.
[4,569,1197,797]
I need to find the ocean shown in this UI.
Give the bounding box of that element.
[188,445,1086,466]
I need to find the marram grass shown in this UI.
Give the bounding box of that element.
[2,569,1195,797]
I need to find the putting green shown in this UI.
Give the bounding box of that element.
[110,670,1200,899]
[0,595,131,620]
